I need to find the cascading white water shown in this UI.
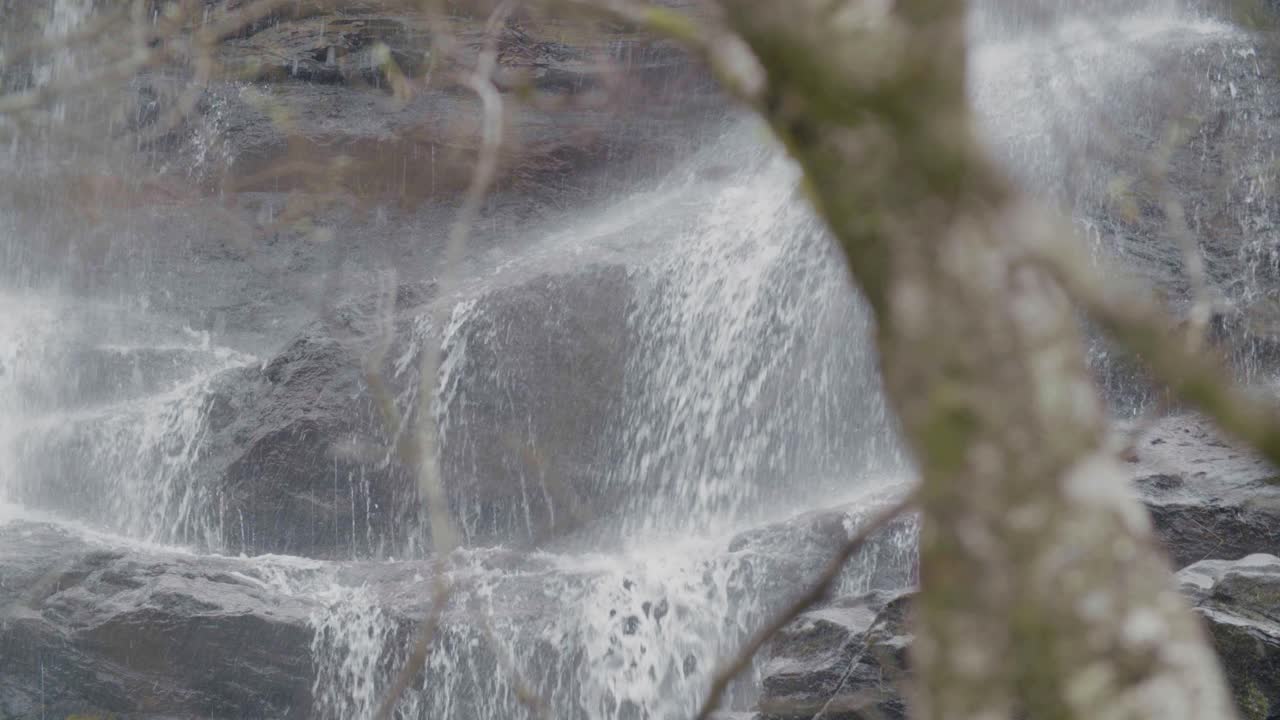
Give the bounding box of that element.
[2,1,1274,718]
[0,0,259,549]
[0,291,255,547]
[320,6,1270,716]
[969,1,1279,401]
[607,137,904,539]
[971,11,1236,199]
[288,123,915,718]
[306,489,914,720]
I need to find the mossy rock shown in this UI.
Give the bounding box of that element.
[1181,555,1280,720]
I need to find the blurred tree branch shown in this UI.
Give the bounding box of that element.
[589,0,1246,718]
[373,2,515,717]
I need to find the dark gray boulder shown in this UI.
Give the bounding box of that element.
[435,264,632,545]
[204,330,413,559]
[196,262,633,558]
[0,521,319,720]
[0,498,916,720]
[198,3,719,206]
[727,503,918,601]
[1180,554,1280,720]
[757,590,912,720]
[756,556,1280,720]
[746,419,1280,720]
[2,262,633,560]
[1128,414,1280,569]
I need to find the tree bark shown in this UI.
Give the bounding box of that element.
[717,1,1238,718]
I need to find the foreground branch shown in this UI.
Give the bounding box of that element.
[537,0,1244,717]
[707,2,1239,718]
[373,3,515,718]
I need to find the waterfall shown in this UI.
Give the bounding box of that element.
[1,1,1272,718]
[605,135,903,539]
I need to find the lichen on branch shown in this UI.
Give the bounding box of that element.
[685,0,1238,718]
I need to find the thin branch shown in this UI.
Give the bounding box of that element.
[373,574,451,720]
[372,3,517,718]
[476,608,551,720]
[693,493,917,720]
[194,0,317,45]
[412,0,513,548]
[554,0,764,103]
[1031,232,1280,479]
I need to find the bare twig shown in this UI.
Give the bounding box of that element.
[1030,229,1280,479]
[372,3,517,718]
[554,0,764,103]
[411,0,513,545]
[693,493,917,720]
[476,608,551,720]
[374,574,451,720]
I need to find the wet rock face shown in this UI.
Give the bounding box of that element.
[727,505,918,600]
[0,0,42,93]
[1128,414,1280,569]
[0,0,691,561]
[0,521,319,719]
[979,17,1280,387]
[0,1,704,560]
[195,262,633,558]
[0,0,721,298]
[205,332,412,559]
[198,2,718,205]
[218,11,430,85]
[1024,18,1280,300]
[437,264,632,544]
[1180,554,1280,720]
[757,590,911,720]
[748,414,1280,720]
[0,501,910,720]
